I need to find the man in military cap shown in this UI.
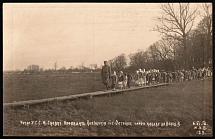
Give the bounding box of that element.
[101,61,111,91]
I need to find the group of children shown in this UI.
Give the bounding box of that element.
[109,69,155,91]
[110,71,133,91]
[109,69,158,91]
[108,67,213,91]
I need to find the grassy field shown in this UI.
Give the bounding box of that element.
[3,77,212,136]
[3,73,106,103]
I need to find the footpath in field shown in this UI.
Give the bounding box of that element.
[3,83,169,107]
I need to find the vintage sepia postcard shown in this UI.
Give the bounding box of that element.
[3,3,213,136]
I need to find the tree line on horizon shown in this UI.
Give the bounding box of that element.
[108,3,212,74]
[5,3,212,75]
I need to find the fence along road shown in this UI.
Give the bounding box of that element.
[3,83,169,108]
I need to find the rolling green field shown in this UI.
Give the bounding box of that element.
[3,77,212,136]
[3,73,107,103]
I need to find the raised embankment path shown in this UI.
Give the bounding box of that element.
[3,83,169,108]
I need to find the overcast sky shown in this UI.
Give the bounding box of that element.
[3,3,206,71]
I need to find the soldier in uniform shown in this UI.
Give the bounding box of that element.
[101,61,111,91]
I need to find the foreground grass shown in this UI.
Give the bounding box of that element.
[3,78,212,136]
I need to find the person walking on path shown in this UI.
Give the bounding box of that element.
[142,69,147,86]
[138,69,143,86]
[126,72,133,88]
[101,61,111,91]
[111,71,118,91]
[118,71,124,89]
[133,70,140,86]
[123,73,128,89]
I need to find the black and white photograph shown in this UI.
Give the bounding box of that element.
[3,3,213,136]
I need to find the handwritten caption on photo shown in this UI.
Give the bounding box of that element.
[193,121,210,135]
[20,120,181,127]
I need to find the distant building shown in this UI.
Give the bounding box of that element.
[27,65,39,71]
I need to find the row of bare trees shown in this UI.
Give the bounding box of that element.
[108,3,212,73]
[108,54,127,73]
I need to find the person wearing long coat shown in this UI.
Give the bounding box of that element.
[101,61,111,91]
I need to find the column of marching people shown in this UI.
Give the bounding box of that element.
[101,61,212,91]
[108,67,212,91]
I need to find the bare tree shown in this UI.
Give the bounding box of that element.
[108,54,127,73]
[107,59,115,72]
[129,50,149,69]
[114,54,127,73]
[148,44,160,68]
[152,40,170,70]
[165,37,182,70]
[154,3,197,69]
[151,38,182,70]
[199,3,212,67]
